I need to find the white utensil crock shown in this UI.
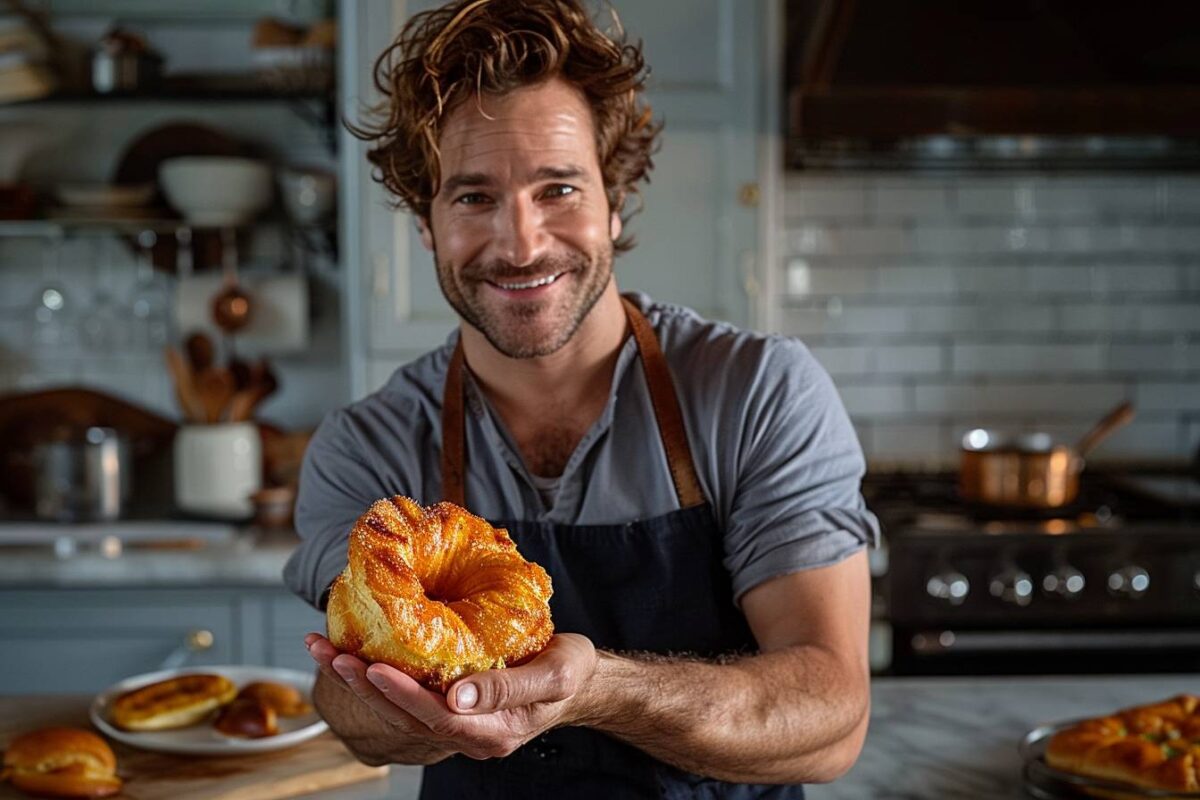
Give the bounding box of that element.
[174,422,261,519]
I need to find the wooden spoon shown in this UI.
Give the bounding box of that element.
[164,346,205,423]
[228,359,279,422]
[184,331,214,373]
[196,367,236,425]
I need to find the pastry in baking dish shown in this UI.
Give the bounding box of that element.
[1046,694,1200,798]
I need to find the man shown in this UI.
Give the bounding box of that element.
[289,1,879,796]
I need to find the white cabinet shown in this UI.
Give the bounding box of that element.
[340,0,768,394]
[0,588,324,693]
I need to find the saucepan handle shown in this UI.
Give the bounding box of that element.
[1074,401,1135,460]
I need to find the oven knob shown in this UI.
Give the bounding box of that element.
[1042,566,1086,600]
[1107,566,1150,599]
[926,572,970,605]
[989,568,1034,606]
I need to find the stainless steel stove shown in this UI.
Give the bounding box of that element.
[866,470,1200,676]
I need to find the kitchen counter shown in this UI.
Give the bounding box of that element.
[0,522,299,588]
[7,674,1182,799]
[291,673,1200,799]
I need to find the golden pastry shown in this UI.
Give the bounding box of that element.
[1046,694,1200,798]
[1,727,122,798]
[326,497,553,691]
[110,673,237,731]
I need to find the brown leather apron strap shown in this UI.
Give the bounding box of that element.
[440,297,706,510]
[619,296,705,509]
[440,340,467,506]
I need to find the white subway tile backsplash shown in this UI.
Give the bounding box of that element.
[1162,177,1200,215]
[955,180,1038,219]
[871,185,951,219]
[1059,304,1141,333]
[1181,265,1200,292]
[1034,181,1159,218]
[778,171,1199,462]
[1137,305,1200,333]
[876,265,957,295]
[910,303,1056,335]
[809,343,944,377]
[836,383,911,417]
[1134,382,1200,412]
[869,422,948,457]
[1108,342,1193,375]
[1091,420,1187,459]
[1027,265,1099,294]
[874,345,944,375]
[781,304,912,337]
[784,183,868,220]
[952,265,1029,294]
[913,382,1128,415]
[1100,264,1180,293]
[1186,419,1200,459]
[808,345,873,376]
[786,259,877,296]
[952,343,1104,375]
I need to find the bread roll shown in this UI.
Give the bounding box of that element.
[110,673,237,731]
[214,697,278,739]
[1,727,122,799]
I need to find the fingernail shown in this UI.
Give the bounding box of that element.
[456,683,478,710]
[367,671,388,692]
[333,663,355,682]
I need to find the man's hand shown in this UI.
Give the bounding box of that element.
[307,634,455,766]
[306,632,597,762]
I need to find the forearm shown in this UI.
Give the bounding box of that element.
[567,644,869,784]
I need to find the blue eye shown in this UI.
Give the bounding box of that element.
[456,193,489,205]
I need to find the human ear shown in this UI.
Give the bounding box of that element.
[416,217,434,252]
[609,210,622,242]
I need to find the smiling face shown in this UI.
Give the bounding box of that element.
[419,78,621,359]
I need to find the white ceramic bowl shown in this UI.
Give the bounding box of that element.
[159,156,272,227]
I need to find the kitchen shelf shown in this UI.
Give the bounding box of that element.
[0,218,333,239]
[14,76,338,152]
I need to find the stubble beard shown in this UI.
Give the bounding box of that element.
[436,244,614,359]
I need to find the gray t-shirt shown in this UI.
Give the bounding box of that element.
[284,292,880,611]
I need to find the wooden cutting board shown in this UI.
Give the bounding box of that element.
[0,696,389,800]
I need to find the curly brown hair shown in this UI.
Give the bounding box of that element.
[349,0,661,254]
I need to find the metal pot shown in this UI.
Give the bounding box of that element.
[33,427,132,521]
[959,402,1135,509]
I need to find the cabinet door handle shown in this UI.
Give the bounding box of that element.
[159,629,215,670]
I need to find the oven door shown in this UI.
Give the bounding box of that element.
[890,626,1200,676]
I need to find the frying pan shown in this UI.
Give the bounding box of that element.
[959,402,1136,509]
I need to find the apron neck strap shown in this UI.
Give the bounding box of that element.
[441,296,705,509]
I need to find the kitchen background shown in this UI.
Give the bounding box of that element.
[0,0,1195,690]
[1,1,1198,798]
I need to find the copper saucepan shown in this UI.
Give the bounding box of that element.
[959,401,1136,509]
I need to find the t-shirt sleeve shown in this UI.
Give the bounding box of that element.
[722,338,880,606]
[283,408,385,610]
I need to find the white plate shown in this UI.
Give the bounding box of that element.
[90,665,328,756]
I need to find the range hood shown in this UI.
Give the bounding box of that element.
[786,0,1200,169]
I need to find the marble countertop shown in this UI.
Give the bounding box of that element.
[282,673,1200,800]
[0,521,299,588]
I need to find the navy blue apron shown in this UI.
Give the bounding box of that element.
[421,296,805,798]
